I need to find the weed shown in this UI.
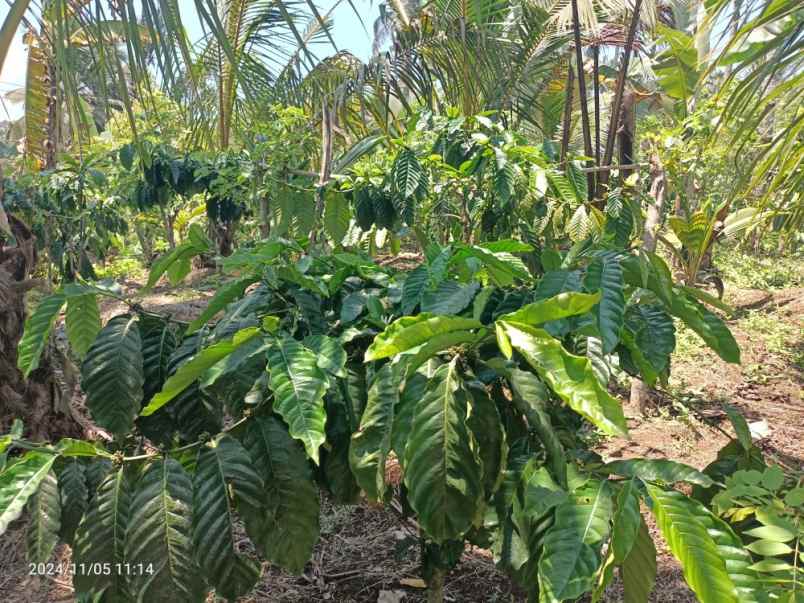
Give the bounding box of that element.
[737,309,797,359]
[714,245,803,290]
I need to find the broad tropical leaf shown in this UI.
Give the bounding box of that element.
[500,322,628,437]
[403,359,483,543]
[192,436,263,599]
[73,466,134,598]
[26,470,60,564]
[538,480,613,601]
[610,478,641,562]
[141,327,261,416]
[139,317,179,401]
[56,458,88,545]
[646,484,740,603]
[186,276,259,335]
[304,335,348,378]
[17,292,66,377]
[0,451,57,535]
[622,517,657,603]
[606,459,714,488]
[467,383,506,498]
[365,314,482,361]
[499,291,600,326]
[401,264,429,314]
[669,292,740,363]
[65,295,101,358]
[393,147,422,199]
[126,459,203,602]
[324,191,351,243]
[349,364,399,501]
[265,338,329,464]
[82,315,144,438]
[241,416,320,574]
[584,253,625,353]
[421,280,479,315]
[622,304,675,381]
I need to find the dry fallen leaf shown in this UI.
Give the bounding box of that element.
[399,577,427,589]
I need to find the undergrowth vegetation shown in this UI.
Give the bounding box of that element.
[0,0,802,600]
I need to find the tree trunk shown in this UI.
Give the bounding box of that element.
[628,151,667,416]
[0,213,83,441]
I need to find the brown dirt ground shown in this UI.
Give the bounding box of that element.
[1,273,801,603]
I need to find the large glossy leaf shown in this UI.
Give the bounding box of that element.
[126,459,203,602]
[322,385,361,504]
[669,291,740,363]
[696,507,768,603]
[646,484,740,603]
[622,304,675,382]
[65,294,101,358]
[467,383,506,498]
[393,147,422,198]
[145,229,209,290]
[162,331,222,442]
[538,480,613,601]
[401,264,429,314]
[504,366,567,487]
[0,451,56,536]
[392,360,440,458]
[611,478,641,562]
[304,334,348,378]
[201,336,269,413]
[17,292,66,377]
[56,458,87,546]
[192,436,263,599]
[622,517,657,603]
[186,276,259,335]
[26,469,60,564]
[500,321,628,437]
[349,364,399,501]
[265,338,329,464]
[403,359,483,543]
[365,314,483,362]
[499,291,600,326]
[139,317,179,401]
[584,253,625,353]
[141,327,261,416]
[452,245,531,286]
[82,315,144,438]
[324,191,351,243]
[73,466,134,599]
[241,416,320,574]
[420,280,479,315]
[0,452,56,534]
[606,459,713,487]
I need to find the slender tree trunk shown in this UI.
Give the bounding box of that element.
[560,66,575,163]
[629,151,666,416]
[593,45,601,167]
[569,0,595,200]
[598,0,642,196]
[159,205,175,249]
[309,100,333,244]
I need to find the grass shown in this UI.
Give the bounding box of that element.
[714,243,803,290]
[94,255,149,282]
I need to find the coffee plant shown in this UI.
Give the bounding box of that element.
[2,231,778,603]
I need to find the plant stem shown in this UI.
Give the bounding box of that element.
[426,567,445,603]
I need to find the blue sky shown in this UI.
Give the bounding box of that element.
[0,0,379,121]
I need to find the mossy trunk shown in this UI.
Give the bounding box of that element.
[0,213,82,441]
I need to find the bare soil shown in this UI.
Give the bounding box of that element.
[1,272,801,603]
